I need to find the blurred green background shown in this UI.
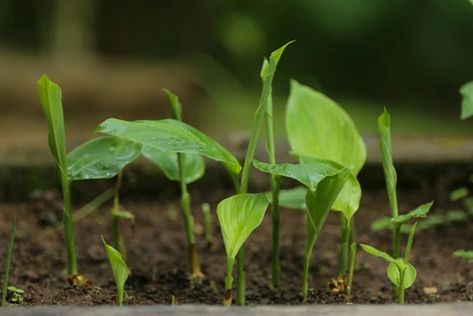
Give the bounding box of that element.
[1,0,473,144]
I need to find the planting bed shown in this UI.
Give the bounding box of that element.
[0,164,472,306]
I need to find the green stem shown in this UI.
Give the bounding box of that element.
[112,171,126,256]
[224,257,235,306]
[1,217,16,306]
[178,153,201,276]
[270,176,281,289]
[201,203,213,245]
[338,215,350,276]
[392,228,400,259]
[62,178,78,276]
[398,267,406,304]
[347,242,357,300]
[302,220,317,303]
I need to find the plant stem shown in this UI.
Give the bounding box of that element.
[1,217,16,306]
[398,266,406,304]
[112,171,126,257]
[236,247,246,305]
[178,153,202,277]
[302,221,317,303]
[338,214,350,276]
[392,223,401,259]
[347,242,357,300]
[62,177,78,276]
[224,257,235,306]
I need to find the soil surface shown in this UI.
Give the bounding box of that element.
[0,185,472,306]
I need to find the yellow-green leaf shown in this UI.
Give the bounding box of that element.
[102,236,129,306]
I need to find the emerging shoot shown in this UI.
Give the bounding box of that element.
[102,236,130,306]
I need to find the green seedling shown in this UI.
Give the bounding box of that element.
[38,75,142,278]
[253,159,351,302]
[217,193,268,306]
[285,81,366,278]
[233,41,292,297]
[102,236,130,306]
[6,286,24,304]
[378,108,435,258]
[453,250,473,262]
[361,223,419,304]
[2,217,16,306]
[95,114,241,281]
[142,89,206,279]
[201,203,214,247]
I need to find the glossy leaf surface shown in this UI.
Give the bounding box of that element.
[67,136,142,180]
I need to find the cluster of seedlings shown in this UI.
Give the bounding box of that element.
[0,41,471,307]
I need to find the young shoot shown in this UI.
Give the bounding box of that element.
[253,159,351,302]
[361,222,419,304]
[39,75,142,281]
[285,81,366,279]
[2,217,16,306]
[216,193,268,306]
[234,41,292,302]
[102,236,130,306]
[142,89,207,279]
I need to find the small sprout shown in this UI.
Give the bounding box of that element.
[217,193,268,306]
[361,222,419,304]
[450,187,469,201]
[253,159,351,302]
[6,286,24,304]
[2,217,16,306]
[102,236,130,306]
[453,250,473,263]
[201,203,214,247]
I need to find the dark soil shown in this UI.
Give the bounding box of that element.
[0,185,472,306]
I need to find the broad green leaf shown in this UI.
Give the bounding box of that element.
[253,159,348,192]
[102,236,130,306]
[142,146,205,184]
[360,244,394,262]
[449,187,469,201]
[453,250,473,263]
[273,186,307,209]
[286,80,366,175]
[387,259,416,289]
[37,75,67,177]
[96,118,240,174]
[391,201,433,224]
[460,81,473,120]
[331,175,361,219]
[305,166,351,236]
[217,193,268,259]
[378,109,398,216]
[67,136,142,180]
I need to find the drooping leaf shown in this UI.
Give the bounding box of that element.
[449,187,469,201]
[272,186,307,209]
[142,146,205,184]
[37,75,68,177]
[112,209,135,220]
[217,193,268,259]
[460,81,473,120]
[286,80,366,175]
[96,118,241,174]
[360,244,394,262]
[331,175,362,219]
[305,167,352,235]
[391,201,433,224]
[378,109,398,216]
[67,136,142,180]
[453,250,473,263]
[102,236,130,306]
[387,259,417,289]
[253,159,349,192]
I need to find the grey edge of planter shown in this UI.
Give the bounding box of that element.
[1,304,473,316]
